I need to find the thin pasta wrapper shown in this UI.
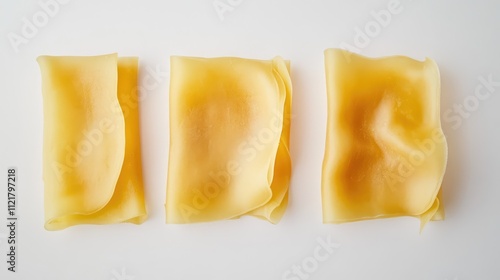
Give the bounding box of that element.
[38,54,147,230]
[166,56,292,223]
[322,49,447,229]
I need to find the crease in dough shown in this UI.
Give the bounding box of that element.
[38,54,147,230]
[322,49,448,230]
[166,56,292,224]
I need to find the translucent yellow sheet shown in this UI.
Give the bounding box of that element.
[322,49,447,230]
[166,56,292,223]
[38,54,147,230]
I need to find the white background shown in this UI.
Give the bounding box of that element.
[1,0,499,279]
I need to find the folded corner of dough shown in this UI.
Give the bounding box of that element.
[38,54,147,230]
[322,49,448,229]
[166,56,292,224]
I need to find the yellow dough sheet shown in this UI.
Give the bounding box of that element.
[166,56,292,224]
[322,49,447,230]
[38,54,147,230]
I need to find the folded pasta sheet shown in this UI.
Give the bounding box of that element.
[166,56,292,223]
[322,49,447,230]
[38,54,147,230]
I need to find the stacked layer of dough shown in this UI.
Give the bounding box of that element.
[166,56,292,223]
[38,54,147,230]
